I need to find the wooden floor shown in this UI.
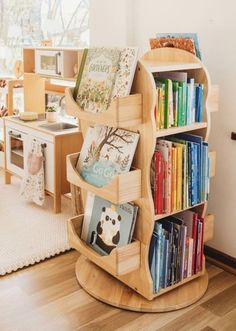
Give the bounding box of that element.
[0,251,236,331]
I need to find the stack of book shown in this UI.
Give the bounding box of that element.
[149,210,204,293]
[150,133,210,215]
[154,71,204,129]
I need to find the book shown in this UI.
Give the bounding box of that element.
[155,33,202,60]
[73,48,88,100]
[156,139,172,213]
[81,192,138,256]
[76,125,139,187]
[153,222,163,292]
[76,47,121,113]
[150,37,196,56]
[111,47,139,98]
[151,150,164,214]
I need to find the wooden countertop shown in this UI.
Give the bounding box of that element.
[4,116,80,137]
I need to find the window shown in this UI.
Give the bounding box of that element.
[0,0,89,75]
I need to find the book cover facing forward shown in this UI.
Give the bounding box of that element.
[76,125,140,187]
[76,47,120,113]
[81,193,138,256]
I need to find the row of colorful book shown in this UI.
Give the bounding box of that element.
[151,133,210,215]
[154,71,204,129]
[149,210,204,293]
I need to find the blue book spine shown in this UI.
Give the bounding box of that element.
[186,83,191,125]
[159,231,165,289]
[191,81,196,123]
[195,85,200,122]
[164,238,169,288]
[198,85,204,122]
[154,223,162,292]
[192,144,198,205]
[187,142,193,207]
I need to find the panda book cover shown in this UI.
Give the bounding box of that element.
[81,193,138,256]
[76,125,140,188]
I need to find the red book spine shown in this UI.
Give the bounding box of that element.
[153,152,158,214]
[156,150,164,214]
[200,217,205,271]
[196,220,203,274]
[192,213,198,275]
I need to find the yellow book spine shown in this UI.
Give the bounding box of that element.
[159,88,165,129]
[176,145,183,211]
[156,87,160,129]
[171,146,177,212]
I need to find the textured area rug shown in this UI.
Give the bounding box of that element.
[0,173,72,275]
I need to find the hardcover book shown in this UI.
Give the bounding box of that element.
[81,193,138,256]
[76,125,140,187]
[111,47,139,98]
[150,37,196,55]
[76,47,121,113]
[155,33,202,59]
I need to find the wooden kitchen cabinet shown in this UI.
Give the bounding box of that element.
[4,117,82,213]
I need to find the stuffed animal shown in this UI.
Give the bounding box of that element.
[90,205,121,254]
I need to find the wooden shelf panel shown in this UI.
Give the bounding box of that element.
[66,152,142,205]
[68,215,141,276]
[65,87,142,128]
[141,60,202,73]
[155,122,207,138]
[153,257,205,298]
[154,201,206,221]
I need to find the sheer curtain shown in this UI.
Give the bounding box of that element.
[0,0,89,75]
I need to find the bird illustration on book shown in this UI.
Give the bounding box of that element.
[90,204,121,254]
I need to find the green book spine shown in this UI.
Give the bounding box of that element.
[180,81,187,126]
[73,48,88,101]
[177,85,183,127]
[172,81,179,127]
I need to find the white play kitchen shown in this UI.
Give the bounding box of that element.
[3,46,83,213]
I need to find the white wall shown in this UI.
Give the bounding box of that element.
[90,0,236,257]
[89,0,133,46]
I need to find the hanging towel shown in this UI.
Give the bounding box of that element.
[20,140,45,206]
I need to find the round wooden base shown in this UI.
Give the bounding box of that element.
[75,256,209,312]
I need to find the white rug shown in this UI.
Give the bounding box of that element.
[0,172,72,275]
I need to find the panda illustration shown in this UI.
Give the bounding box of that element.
[90,205,121,254]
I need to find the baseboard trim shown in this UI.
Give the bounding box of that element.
[204,245,236,275]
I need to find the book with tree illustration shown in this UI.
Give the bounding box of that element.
[75,47,121,113]
[81,192,138,256]
[76,125,140,187]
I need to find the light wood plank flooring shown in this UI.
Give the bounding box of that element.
[0,251,236,331]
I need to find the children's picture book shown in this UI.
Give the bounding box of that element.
[155,33,202,59]
[150,37,196,56]
[76,125,140,187]
[81,193,138,256]
[111,47,139,98]
[75,47,121,113]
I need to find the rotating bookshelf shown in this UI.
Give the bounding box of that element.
[65,48,218,312]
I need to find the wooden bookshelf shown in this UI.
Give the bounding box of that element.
[66,48,218,312]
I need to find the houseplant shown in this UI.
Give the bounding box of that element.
[46,105,57,122]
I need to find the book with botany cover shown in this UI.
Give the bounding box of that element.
[81,192,138,256]
[76,47,121,113]
[76,125,140,187]
[111,47,139,98]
